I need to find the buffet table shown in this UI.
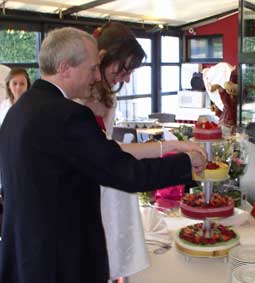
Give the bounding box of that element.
[128,208,255,283]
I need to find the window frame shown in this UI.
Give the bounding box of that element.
[186,34,223,63]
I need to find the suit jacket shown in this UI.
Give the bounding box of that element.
[0,79,192,283]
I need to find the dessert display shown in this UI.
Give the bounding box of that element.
[175,222,239,257]
[180,192,234,219]
[192,161,229,181]
[175,121,239,259]
[193,120,222,140]
[251,203,255,218]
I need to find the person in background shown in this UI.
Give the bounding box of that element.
[78,22,207,282]
[0,67,30,126]
[0,26,206,283]
[0,68,30,226]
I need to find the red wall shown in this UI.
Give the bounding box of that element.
[186,13,239,67]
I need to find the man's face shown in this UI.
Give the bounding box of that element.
[69,39,101,99]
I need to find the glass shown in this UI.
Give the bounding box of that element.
[161,36,180,63]
[161,65,180,92]
[188,38,208,59]
[117,66,151,96]
[242,0,255,53]
[220,184,247,208]
[228,133,249,183]
[240,64,255,126]
[0,30,39,63]
[187,36,223,61]
[192,139,233,182]
[212,37,223,58]
[27,68,40,83]
[161,95,178,113]
[137,38,152,63]
[116,97,151,120]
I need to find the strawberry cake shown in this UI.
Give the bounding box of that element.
[180,192,234,219]
[193,120,222,140]
[193,161,229,181]
[175,222,239,257]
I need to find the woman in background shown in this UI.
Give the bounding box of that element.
[0,67,30,126]
[0,67,30,233]
[79,22,206,282]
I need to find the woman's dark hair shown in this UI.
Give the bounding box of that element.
[95,22,146,94]
[5,68,31,102]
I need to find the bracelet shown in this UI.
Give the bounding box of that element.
[158,140,163,157]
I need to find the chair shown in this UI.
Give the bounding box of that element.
[148,113,176,123]
[112,127,138,143]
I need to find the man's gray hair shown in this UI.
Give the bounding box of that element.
[39,27,96,75]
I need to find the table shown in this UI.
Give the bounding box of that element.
[136,128,164,136]
[161,122,194,128]
[135,128,164,142]
[128,210,255,283]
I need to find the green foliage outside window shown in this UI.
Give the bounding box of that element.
[0,30,39,82]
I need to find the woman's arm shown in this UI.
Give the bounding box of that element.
[121,140,206,160]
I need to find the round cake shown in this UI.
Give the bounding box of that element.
[180,192,234,219]
[175,222,239,257]
[193,121,222,140]
[193,161,229,181]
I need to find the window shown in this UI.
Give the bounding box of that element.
[160,36,181,113]
[0,29,41,82]
[187,35,223,63]
[116,38,152,119]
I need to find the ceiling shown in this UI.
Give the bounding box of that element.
[0,0,239,27]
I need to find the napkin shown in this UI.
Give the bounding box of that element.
[140,206,172,245]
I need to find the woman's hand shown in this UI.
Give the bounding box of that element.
[186,151,207,176]
[170,140,207,160]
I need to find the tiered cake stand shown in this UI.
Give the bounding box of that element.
[175,137,240,261]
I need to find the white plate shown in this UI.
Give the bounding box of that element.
[232,264,255,283]
[229,245,255,263]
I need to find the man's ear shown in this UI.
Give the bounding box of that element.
[99,49,107,62]
[57,60,71,78]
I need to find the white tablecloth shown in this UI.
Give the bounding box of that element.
[128,206,255,283]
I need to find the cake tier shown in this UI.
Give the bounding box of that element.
[180,192,234,219]
[175,223,239,257]
[193,127,222,140]
[193,161,229,181]
[193,121,222,140]
[180,202,234,219]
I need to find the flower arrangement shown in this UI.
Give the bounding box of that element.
[172,125,192,141]
[212,134,249,183]
[228,135,249,180]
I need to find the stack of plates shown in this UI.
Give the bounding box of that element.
[229,245,255,272]
[232,264,255,283]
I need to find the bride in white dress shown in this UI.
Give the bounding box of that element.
[79,22,206,282]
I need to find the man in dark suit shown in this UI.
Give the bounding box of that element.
[0,27,206,283]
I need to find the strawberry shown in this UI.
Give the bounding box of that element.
[251,203,255,218]
[204,121,212,129]
[210,121,219,128]
[206,162,219,170]
[221,234,231,241]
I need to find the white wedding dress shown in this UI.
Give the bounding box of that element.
[100,97,149,281]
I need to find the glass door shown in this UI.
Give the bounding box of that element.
[238,0,255,126]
